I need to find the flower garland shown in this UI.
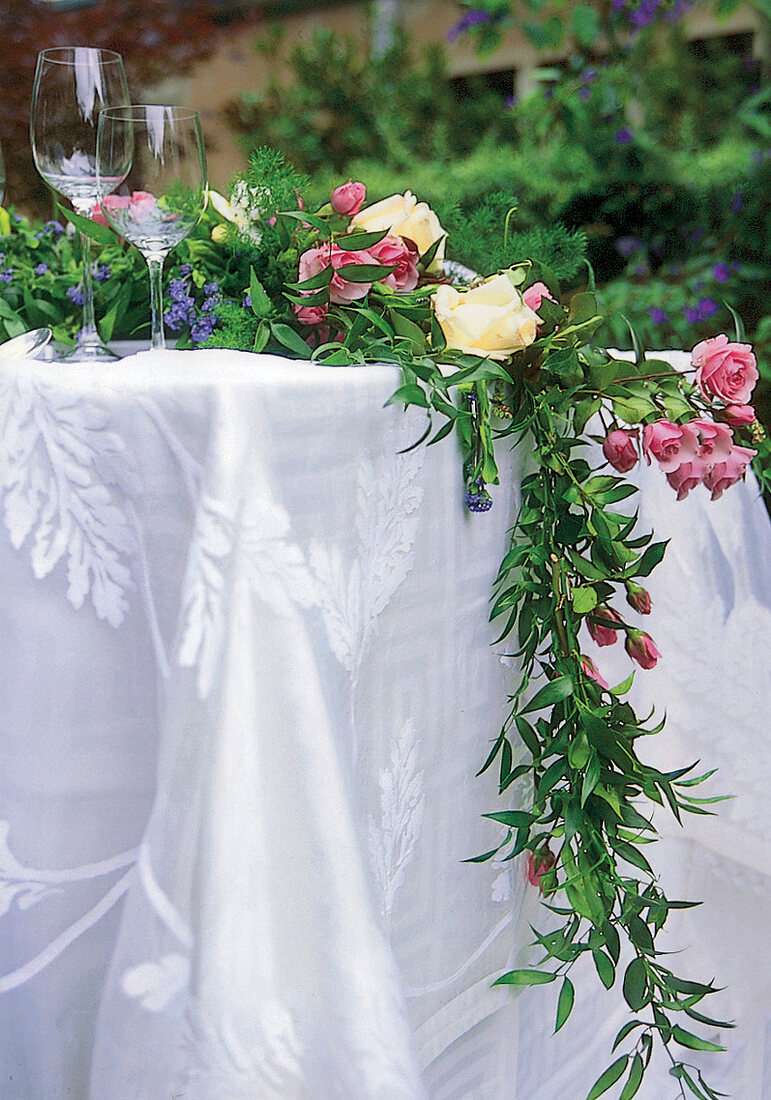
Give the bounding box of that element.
[199,164,763,1099]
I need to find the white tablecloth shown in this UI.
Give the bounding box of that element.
[0,348,769,1099]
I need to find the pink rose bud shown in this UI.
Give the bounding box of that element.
[703,444,757,501]
[692,334,758,406]
[523,281,556,313]
[367,234,420,293]
[642,420,699,473]
[294,302,328,326]
[625,581,652,615]
[625,629,661,670]
[665,458,709,501]
[580,655,609,689]
[691,418,733,463]
[722,404,756,427]
[602,428,639,473]
[526,847,556,893]
[588,605,623,647]
[331,181,366,217]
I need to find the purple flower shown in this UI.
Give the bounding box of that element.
[191,315,217,344]
[731,188,743,214]
[465,478,493,513]
[579,87,591,101]
[696,296,718,320]
[0,269,13,284]
[614,127,633,144]
[44,220,64,235]
[616,235,642,257]
[712,261,730,283]
[34,263,49,276]
[67,284,84,305]
[242,293,252,309]
[179,263,192,276]
[203,281,219,296]
[683,306,700,324]
[504,94,517,108]
[94,264,111,283]
[446,9,492,42]
[581,67,597,83]
[648,306,668,324]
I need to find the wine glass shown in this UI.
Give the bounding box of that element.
[31,47,129,361]
[95,106,207,350]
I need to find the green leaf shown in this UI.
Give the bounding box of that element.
[623,957,648,1011]
[592,950,615,990]
[59,203,116,247]
[335,262,398,283]
[571,586,598,614]
[253,322,270,353]
[520,676,574,715]
[631,540,668,578]
[671,1025,726,1053]
[286,266,333,293]
[555,977,575,1032]
[270,323,312,358]
[341,229,389,250]
[279,208,331,237]
[619,1054,644,1100]
[385,383,429,409]
[571,3,601,45]
[492,968,557,987]
[483,810,537,829]
[249,269,273,317]
[586,1055,628,1100]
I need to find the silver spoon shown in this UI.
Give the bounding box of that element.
[0,328,53,360]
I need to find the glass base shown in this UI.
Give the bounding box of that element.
[60,337,121,363]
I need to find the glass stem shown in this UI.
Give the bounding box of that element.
[78,229,99,347]
[146,254,166,351]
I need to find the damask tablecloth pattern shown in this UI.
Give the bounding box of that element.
[0,349,530,1100]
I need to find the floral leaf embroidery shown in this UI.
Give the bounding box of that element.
[0,373,138,626]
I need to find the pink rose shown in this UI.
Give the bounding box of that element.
[692,334,758,405]
[127,191,157,221]
[298,243,377,305]
[367,234,420,293]
[625,581,652,615]
[722,404,756,427]
[331,181,366,217]
[691,419,733,463]
[294,303,328,326]
[580,655,609,690]
[523,281,556,313]
[91,194,130,227]
[665,458,709,501]
[602,428,639,473]
[588,605,623,647]
[703,444,757,501]
[642,419,699,473]
[625,629,661,670]
[526,847,556,893]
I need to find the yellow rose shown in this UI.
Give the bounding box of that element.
[350,190,446,273]
[433,275,540,360]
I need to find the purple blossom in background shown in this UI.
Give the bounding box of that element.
[616,236,642,257]
[164,276,197,332]
[579,87,591,101]
[44,220,64,235]
[731,189,743,214]
[690,226,704,244]
[615,127,633,144]
[179,263,192,276]
[34,263,48,276]
[648,306,668,324]
[191,315,217,344]
[67,284,84,305]
[203,282,220,296]
[465,479,493,513]
[712,262,730,283]
[446,8,492,43]
[0,269,13,284]
[242,293,252,309]
[683,306,699,324]
[581,68,597,83]
[504,94,517,108]
[697,297,718,320]
[94,264,111,283]
[633,262,649,276]
[544,87,554,100]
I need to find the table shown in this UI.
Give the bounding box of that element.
[0,348,769,1099]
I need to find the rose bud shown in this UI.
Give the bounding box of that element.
[625,581,652,615]
[625,629,661,670]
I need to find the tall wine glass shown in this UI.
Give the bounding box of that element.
[31,47,129,361]
[95,106,207,350]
